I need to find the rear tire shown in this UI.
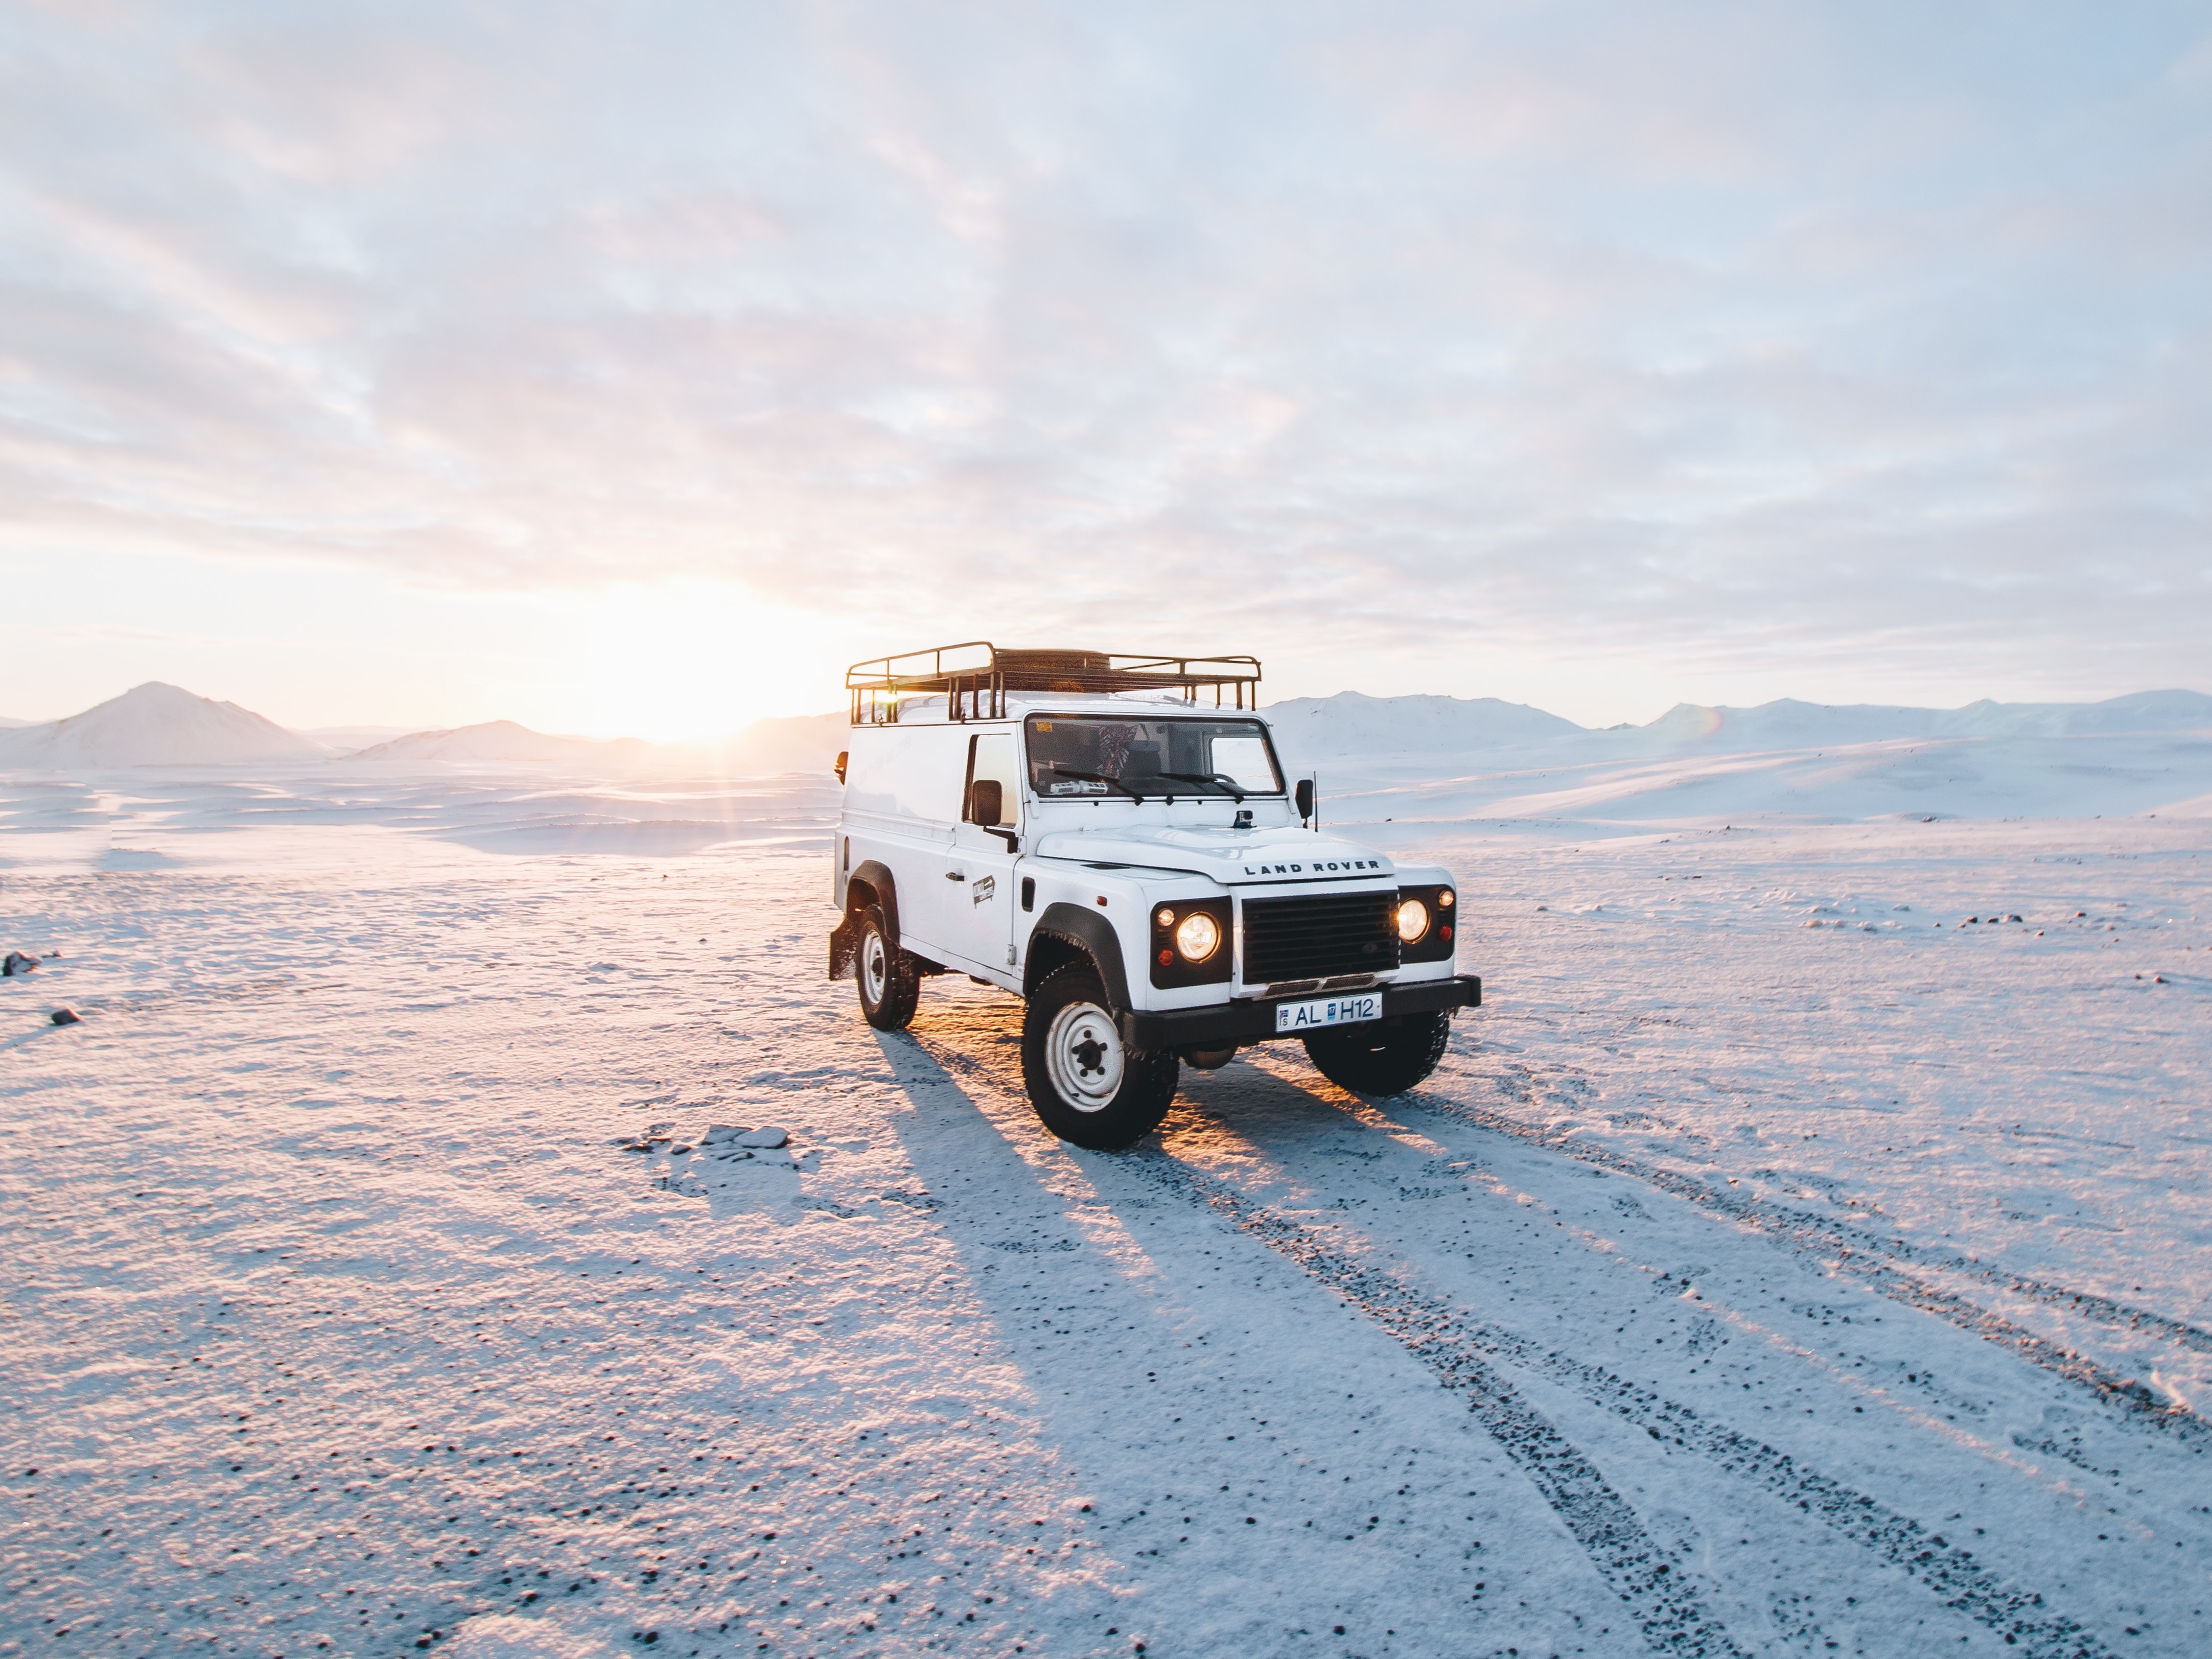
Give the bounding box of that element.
[855,906,920,1031]
[1303,1009,1451,1096]
[1020,964,1178,1150]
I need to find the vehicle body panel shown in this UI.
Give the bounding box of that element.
[833,691,1471,1023]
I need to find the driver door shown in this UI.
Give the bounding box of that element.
[940,731,1023,980]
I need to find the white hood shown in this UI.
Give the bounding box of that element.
[1029,823,1396,885]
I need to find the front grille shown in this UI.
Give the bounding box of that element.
[1242,891,1400,984]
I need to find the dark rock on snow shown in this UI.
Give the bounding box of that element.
[703,1125,789,1150]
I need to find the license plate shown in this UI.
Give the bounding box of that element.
[1275,992,1382,1033]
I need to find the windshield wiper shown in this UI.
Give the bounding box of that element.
[1157,770,1247,803]
[1044,765,1146,800]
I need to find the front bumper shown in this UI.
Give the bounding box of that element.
[1119,974,1481,1050]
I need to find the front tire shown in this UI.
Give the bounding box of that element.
[1020,964,1178,1149]
[855,906,920,1031]
[1303,1009,1451,1096]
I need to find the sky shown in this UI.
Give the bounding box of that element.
[3,1,2208,739]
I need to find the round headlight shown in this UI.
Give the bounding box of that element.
[1174,910,1221,962]
[1395,897,1431,943]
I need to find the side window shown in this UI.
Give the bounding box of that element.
[964,733,1020,826]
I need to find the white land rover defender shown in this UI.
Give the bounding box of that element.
[828,644,1481,1149]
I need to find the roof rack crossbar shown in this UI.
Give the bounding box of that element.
[846,643,1260,725]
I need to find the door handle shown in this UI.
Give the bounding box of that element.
[945,871,965,881]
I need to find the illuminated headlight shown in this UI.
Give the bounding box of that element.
[1395,897,1431,943]
[1174,910,1222,962]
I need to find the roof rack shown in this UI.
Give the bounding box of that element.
[846,643,1262,725]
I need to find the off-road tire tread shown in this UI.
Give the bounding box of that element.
[856,906,921,1031]
[1020,963,1178,1150]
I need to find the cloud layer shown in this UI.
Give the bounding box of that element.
[4,0,2208,716]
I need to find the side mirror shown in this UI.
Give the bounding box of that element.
[970,778,1004,827]
[833,751,848,784]
[1294,778,1314,823]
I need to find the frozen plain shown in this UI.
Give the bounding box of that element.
[2,729,2209,1659]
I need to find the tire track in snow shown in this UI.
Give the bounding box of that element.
[1128,1151,2116,1659]
[1470,1053,2212,1360]
[1125,1151,1744,1658]
[1433,1053,2209,1437]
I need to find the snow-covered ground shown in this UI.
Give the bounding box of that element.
[3,753,2208,1659]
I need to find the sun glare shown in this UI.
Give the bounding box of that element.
[528,582,847,742]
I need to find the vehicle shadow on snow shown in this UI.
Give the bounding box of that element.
[859,991,1391,1348]
[846,1001,1603,1648]
[1163,1053,1380,1151]
[885,990,1367,1176]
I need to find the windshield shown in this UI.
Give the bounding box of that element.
[1024,715,1285,800]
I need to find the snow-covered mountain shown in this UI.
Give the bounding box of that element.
[0,683,324,768]
[1624,690,2212,754]
[1269,687,2212,763]
[1264,691,1584,764]
[338,712,849,773]
[345,720,653,765]
[0,684,845,775]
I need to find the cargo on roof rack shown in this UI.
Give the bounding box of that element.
[845,642,1262,725]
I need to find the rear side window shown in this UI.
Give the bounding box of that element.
[843,727,969,822]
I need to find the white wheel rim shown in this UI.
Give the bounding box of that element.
[862,931,888,1004]
[1044,1000,1123,1112]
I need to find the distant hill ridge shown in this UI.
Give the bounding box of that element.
[1631,689,2212,749]
[0,685,850,773]
[348,720,653,764]
[1266,687,2212,762]
[1261,691,1582,754]
[2,682,2207,774]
